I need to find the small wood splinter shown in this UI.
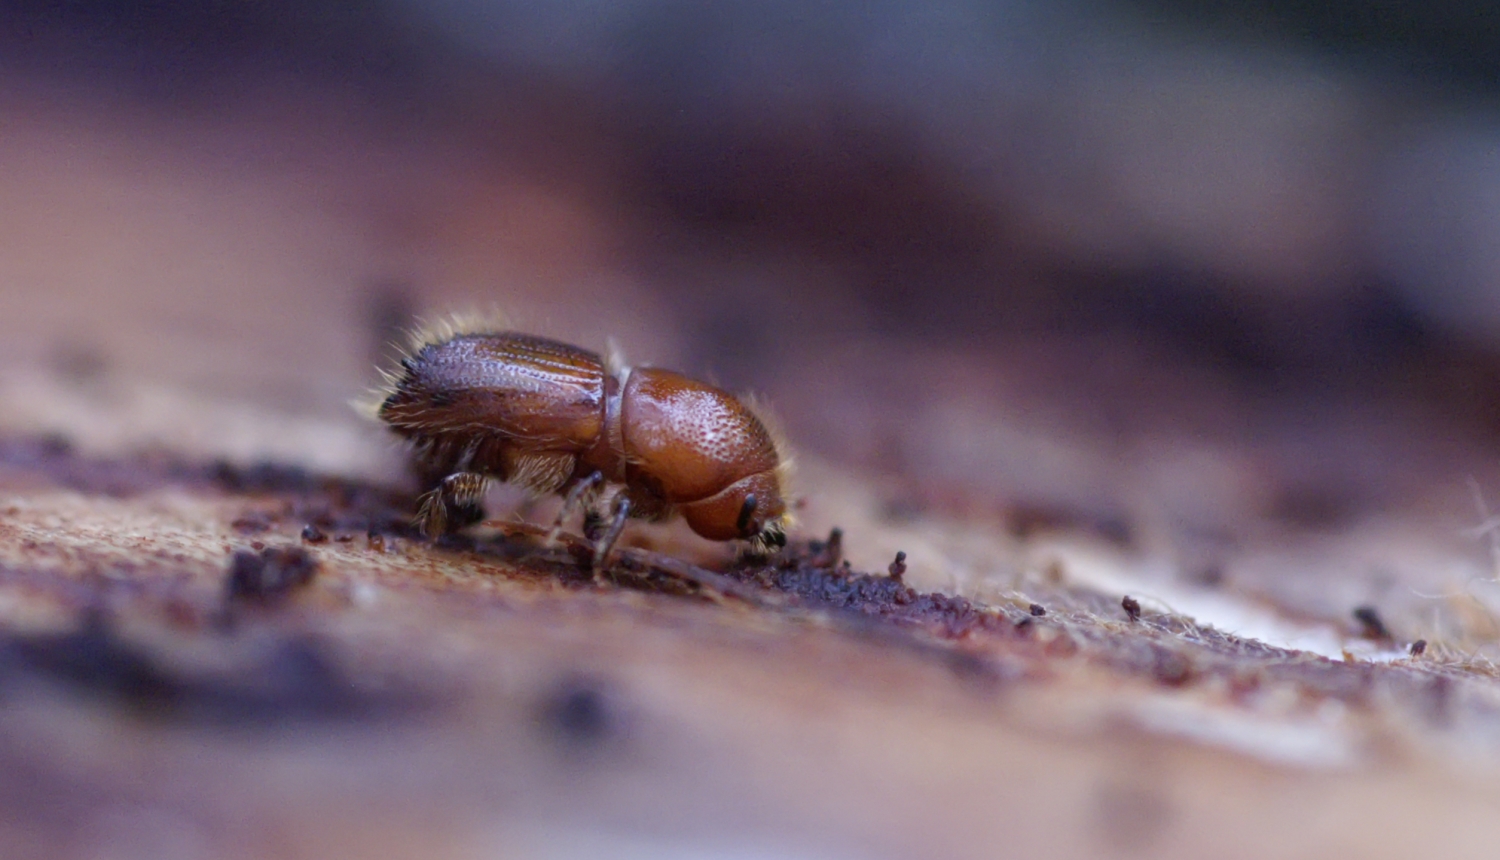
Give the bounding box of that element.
[887,551,907,582]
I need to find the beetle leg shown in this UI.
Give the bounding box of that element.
[415,471,488,538]
[546,470,604,546]
[415,489,447,537]
[591,492,633,583]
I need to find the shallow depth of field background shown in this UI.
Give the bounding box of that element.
[14,0,1500,636]
[9,3,1500,858]
[8,1,1500,584]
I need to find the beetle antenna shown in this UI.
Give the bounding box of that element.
[736,494,758,535]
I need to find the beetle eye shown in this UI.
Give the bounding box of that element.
[736,494,758,535]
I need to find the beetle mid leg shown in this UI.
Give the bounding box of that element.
[415,471,489,538]
[545,470,604,547]
[590,492,633,583]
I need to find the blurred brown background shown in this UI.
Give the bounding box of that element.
[8,1,1500,857]
[9,0,1500,523]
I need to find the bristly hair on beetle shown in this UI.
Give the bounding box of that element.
[365,313,794,576]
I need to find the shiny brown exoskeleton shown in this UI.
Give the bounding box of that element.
[374,321,790,571]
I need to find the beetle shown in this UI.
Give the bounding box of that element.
[371,316,791,572]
